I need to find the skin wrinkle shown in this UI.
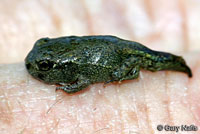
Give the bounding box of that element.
[126,92,135,132]
[0,1,198,62]
[71,94,99,132]
[47,116,60,134]
[118,87,127,133]
[92,115,97,133]
[0,60,198,133]
[165,72,176,126]
[80,0,94,34]
[102,0,135,39]
[178,0,189,52]
[132,76,150,134]
[186,60,200,126]
[164,72,173,126]
[44,113,50,133]
[92,91,100,132]
[143,0,154,22]
[131,89,140,133]
[145,72,170,132]
[40,1,62,33]
[92,86,116,132]
[91,120,110,133]
[19,110,33,134]
[142,77,155,134]
[91,88,98,132]
[114,85,123,133]
[193,61,200,122]
[123,83,139,132]
[46,97,64,114]
[140,0,161,45]
[167,72,197,129]
[183,75,198,126]
[93,127,109,134]
[0,87,14,125]
[133,85,141,133]
[45,109,62,133]
[54,120,86,131]
[118,87,135,133]
[77,121,101,133]
[17,100,29,131]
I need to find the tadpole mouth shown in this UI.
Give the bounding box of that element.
[37,73,45,80]
[25,62,31,70]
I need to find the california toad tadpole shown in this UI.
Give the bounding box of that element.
[25,35,192,93]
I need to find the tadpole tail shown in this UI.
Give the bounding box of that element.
[169,61,192,77]
[143,51,193,77]
[183,64,192,77]
[158,52,192,77]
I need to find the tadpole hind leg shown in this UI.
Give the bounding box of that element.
[110,57,141,82]
[119,66,140,81]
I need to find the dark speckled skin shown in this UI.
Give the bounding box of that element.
[25,35,192,93]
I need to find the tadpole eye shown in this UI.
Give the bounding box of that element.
[38,60,53,71]
[42,38,49,43]
[35,38,49,46]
